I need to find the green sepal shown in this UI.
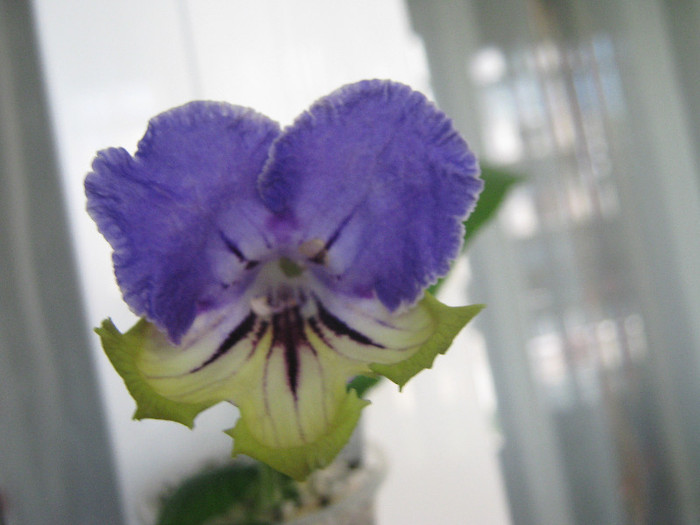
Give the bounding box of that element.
[370,294,484,389]
[226,390,370,481]
[95,318,217,428]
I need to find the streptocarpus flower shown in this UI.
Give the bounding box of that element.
[86,80,483,480]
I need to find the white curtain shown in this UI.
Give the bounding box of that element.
[0,1,123,524]
[407,0,700,523]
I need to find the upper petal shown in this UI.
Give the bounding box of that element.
[86,101,280,342]
[258,80,482,310]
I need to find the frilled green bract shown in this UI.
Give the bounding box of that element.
[86,80,483,480]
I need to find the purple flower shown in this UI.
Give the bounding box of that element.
[87,80,483,479]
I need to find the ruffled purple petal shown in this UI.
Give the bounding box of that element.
[86,101,280,342]
[259,80,482,309]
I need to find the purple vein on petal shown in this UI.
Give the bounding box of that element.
[302,316,344,426]
[218,231,259,269]
[307,317,331,348]
[314,299,385,348]
[271,306,311,399]
[262,343,282,447]
[306,201,364,267]
[190,311,257,373]
[324,202,361,251]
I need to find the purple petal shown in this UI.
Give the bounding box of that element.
[259,80,482,309]
[86,101,280,342]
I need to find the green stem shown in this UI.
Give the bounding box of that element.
[256,462,281,516]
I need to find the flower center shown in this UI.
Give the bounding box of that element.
[278,257,304,277]
[248,257,312,318]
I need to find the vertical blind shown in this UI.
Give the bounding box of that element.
[407,0,700,523]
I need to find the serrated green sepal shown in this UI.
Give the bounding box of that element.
[370,294,484,389]
[227,390,370,481]
[96,318,217,427]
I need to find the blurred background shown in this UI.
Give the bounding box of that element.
[2,1,700,524]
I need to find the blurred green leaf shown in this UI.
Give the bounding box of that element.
[464,165,522,246]
[156,461,297,525]
[429,165,522,296]
[347,374,381,397]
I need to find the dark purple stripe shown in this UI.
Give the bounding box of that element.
[315,300,385,348]
[272,306,306,398]
[307,207,358,265]
[220,231,246,261]
[220,231,258,269]
[306,317,326,352]
[191,312,256,372]
[325,207,358,250]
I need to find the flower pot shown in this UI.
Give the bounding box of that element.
[139,445,385,525]
[282,446,385,525]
